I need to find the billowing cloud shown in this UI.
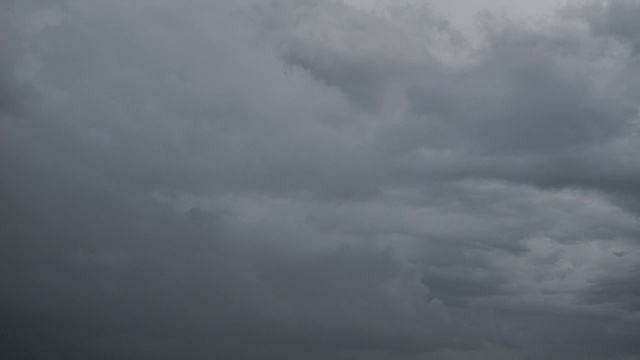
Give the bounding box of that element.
[2,0,640,359]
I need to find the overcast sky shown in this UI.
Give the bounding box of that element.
[2,0,640,359]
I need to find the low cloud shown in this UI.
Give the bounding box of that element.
[2,0,640,359]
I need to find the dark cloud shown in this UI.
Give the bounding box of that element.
[582,265,640,312]
[2,0,640,359]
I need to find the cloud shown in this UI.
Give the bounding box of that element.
[2,0,640,359]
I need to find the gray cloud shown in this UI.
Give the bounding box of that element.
[2,0,640,359]
[583,0,640,55]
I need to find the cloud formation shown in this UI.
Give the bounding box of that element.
[1,0,640,359]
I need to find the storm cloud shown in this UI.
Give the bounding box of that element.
[1,0,640,359]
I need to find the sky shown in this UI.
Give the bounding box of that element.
[1,0,640,359]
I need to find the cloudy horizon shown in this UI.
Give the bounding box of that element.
[2,0,640,359]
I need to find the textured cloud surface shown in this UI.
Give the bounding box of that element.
[2,1,640,359]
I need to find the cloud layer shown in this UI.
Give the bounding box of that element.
[2,0,640,359]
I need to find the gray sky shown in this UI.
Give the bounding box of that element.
[1,0,640,359]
